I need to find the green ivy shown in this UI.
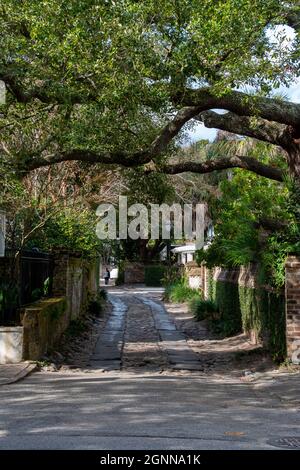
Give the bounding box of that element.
[206,271,286,361]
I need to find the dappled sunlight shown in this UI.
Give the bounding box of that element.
[0,371,299,449]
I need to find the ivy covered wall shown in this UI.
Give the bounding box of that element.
[206,268,286,362]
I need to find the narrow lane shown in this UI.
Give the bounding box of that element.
[1,288,299,450]
[90,287,203,372]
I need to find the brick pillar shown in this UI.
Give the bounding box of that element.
[285,256,300,364]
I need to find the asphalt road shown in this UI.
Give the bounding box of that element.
[0,371,299,450]
[1,287,299,450]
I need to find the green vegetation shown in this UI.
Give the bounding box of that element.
[206,273,286,361]
[164,279,200,303]
[196,141,295,289]
[189,298,217,322]
[88,289,107,316]
[0,1,299,357]
[145,265,166,287]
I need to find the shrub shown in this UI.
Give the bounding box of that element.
[164,280,200,303]
[66,319,87,336]
[115,268,125,286]
[190,298,218,321]
[88,289,107,315]
[145,265,166,286]
[98,289,107,301]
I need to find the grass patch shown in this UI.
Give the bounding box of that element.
[164,280,200,303]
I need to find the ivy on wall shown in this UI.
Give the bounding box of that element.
[207,272,286,362]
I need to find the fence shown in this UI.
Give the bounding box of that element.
[0,250,53,325]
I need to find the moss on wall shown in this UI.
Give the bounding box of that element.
[41,298,67,321]
[211,280,242,336]
[22,297,69,360]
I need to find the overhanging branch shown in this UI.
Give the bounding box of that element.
[160,155,284,182]
[20,106,203,172]
[175,88,300,128]
[196,111,291,148]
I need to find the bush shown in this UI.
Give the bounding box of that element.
[145,265,166,286]
[164,280,200,303]
[98,289,107,301]
[88,289,107,316]
[115,268,125,286]
[66,319,87,336]
[190,298,217,321]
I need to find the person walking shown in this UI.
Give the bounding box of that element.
[104,267,110,285]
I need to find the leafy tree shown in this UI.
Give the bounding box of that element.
[0,0,299,186]
[196,139,297,287]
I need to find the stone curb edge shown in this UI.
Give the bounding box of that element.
[0,362,38,386]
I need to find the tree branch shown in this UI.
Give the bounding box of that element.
[0,71,97,104]
[19,106,202,172]
[148,106,203,157]
[159,155,284,182]
[174,88,300,128]
[196,110,291,148]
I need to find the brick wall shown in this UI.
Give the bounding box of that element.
[285,256,300,364]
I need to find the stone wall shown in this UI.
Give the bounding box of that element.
[21,252,99,361]
[285,256,300,364]
[22,297,68,360]
[0,250,99,362]
[204,259,300,364]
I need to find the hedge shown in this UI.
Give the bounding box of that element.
[145,265,166,286]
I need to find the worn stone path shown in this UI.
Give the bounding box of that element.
[90,288,203,372]
[90,295,127,371]
[141,297,203,371]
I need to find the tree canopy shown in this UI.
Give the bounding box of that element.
[1,0,300,181]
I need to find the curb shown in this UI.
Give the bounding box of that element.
[0,362,38,386]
